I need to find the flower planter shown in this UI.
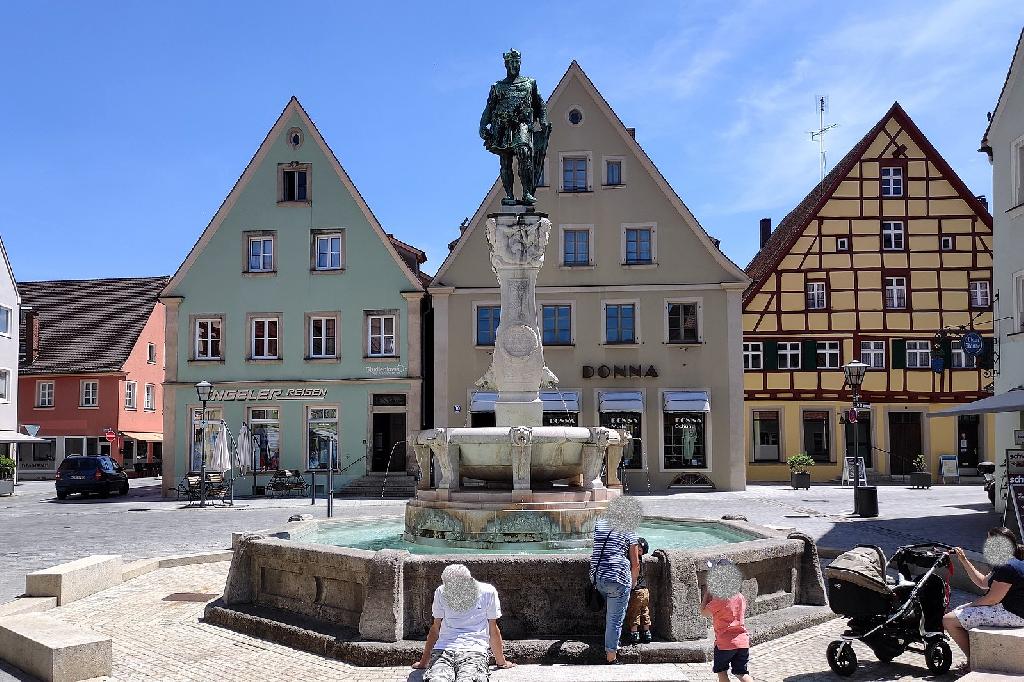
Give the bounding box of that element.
[791,472,811,490]
[910,471,932,489]
[0,478,14,496]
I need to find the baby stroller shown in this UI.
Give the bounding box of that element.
[824,542,954,676]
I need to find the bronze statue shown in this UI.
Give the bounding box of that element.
[479,49,551,207]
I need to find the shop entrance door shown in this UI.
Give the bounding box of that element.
[844,413,873,468]
[371,413,406,472]
[888,412,922,475]
[957,414,981,471]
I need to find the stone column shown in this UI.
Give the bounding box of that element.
[430,288,452,428]
[605,430,629,489]
[510,427,532,494]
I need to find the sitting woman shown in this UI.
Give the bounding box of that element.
[943,527,1024,661]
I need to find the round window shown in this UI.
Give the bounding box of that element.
[567,107,583,125]
[287,127,304,149]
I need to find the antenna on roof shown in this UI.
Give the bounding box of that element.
[807,95,839,181]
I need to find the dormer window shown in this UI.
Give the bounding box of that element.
[279,163,310,203]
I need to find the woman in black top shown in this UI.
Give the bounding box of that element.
[942,527,1024,662]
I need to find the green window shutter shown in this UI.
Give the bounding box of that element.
[940,339,953,369]
[978,338,995,370]
[763,340,778,370]
[802,340,818,369]
[892,338,906,369]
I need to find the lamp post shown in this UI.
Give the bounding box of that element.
[843,361,868,514]
[195,380,213,508]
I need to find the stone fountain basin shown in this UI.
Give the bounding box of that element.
[443,426,596,483]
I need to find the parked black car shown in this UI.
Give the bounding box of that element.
[55,456,129,499]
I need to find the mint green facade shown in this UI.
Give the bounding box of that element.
[160,99,425,496]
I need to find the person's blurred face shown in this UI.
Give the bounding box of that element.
[707,560,743,599]
[984,534,1016,566]
[605,495,643,532]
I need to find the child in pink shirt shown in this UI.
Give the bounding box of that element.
[701,560,753,682]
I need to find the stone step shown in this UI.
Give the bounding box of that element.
[491,663,689,681]
[969,627,1024,675]
[0,613,112,682]
[960,673,1024,681]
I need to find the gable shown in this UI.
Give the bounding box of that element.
[0,237,17,304]
[432,61,748,288]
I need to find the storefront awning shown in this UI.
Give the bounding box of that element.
[122,431,163,442]
[663,391,710,412]
[0,431,47,444]
[927,389,1024,418]
[470,392,498,413]
[599,390,644,413]
[540,390,580,412]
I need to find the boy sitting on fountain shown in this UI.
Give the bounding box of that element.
[412,563,515,680]
[622,537,652,644]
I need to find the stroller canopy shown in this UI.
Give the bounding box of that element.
[826,547,890,595]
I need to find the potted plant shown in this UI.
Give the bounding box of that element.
[910,454,931,489]
[0,456,15,496]
[788,452,815,490]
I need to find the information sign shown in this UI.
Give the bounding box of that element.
[1008,449,1024,475]
[1014,430,1024,447]
[962,332,984,357]
[939,454,959,483]
[842,456,867,486]
[1009,483,1024,540]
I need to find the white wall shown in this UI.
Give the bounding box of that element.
[0,240,19,436]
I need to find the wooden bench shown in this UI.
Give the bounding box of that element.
[176,472,228,503]
[176,474,202,502]
[265,469,309,497]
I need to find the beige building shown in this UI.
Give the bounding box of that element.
[430,62,749,492]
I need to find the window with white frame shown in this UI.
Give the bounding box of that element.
[837,237,849,251]
[36,381,54,407]
[906,340,931,368]
[816,341,840,369]
[367,314,397,357]
[248,236,274,272]
[882,221,905,250]
[969,280,992,308]
[667,302,699,343]
[251,318,279,359]
[147,342,156,363]
[881,166,904,197]
[885,276,907,309]
[281,165,309,202]
[779,341,801,369]
[144,383,155,410]
[309,316,337,358]
[0,370,8,401]
[941,235,954,251]
[475,305,500,346]
[806,282,826,309]
[624,227,653,264]
[81,380,99,407]
[124,381,137,409]
[860,340,885,369]
[0,305,10,335]
[562,156,588,192]
[605,303,636,344]
[951,340,977,369]
[315,234,343,270]
[195,318,222,360]
[743,342,762,370]
[562,229,590,266]
[605,159,623,186]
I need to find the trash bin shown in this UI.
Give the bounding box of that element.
[855,486,878,518]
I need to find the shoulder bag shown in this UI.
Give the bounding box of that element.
[584,529,613,612]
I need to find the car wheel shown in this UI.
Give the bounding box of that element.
[56,491,68,500]
[120,483,129,496]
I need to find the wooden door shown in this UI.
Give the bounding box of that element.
[888,412,922,475]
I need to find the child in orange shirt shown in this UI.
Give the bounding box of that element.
[701,559,753,682]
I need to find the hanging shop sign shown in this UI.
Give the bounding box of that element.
[962,332,984,357]
[209,387,328,402]
[582,364,658,379]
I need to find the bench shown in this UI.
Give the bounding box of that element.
[26,555,122,606]
[265,469,309,497]
[176,472,228,503]
[0,613,112,682]
[969,627,1024,675]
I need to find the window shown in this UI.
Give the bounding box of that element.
[475,305,500,346]
[885,276,907,309]
[249,408,280,471]
[195,318,222,360]
[752,411,781,462]
[144,384,155,411]
[779,342,801,369]
[941,236,954,251]
[1014,136,1024,206]
[969,280,992,308]
[743,342,762,370]
[663,413,706,469]
[605,304,636,344]
[599,410,642,469]
[881,166,904,197]
[882,221,905,250]
[537,162,547,187]
[248,236,274,272]
[563,229,590,266]
[802,411,831,463]
[860,340,885,369]
[837,237,849,251]
[624,228,653,264]
[147,342,156,363]
[309,316,337,358]
[36,381,54,408]
[1016,272,1024,333]
[81,380,99,407]
[816,341,840,369]
[605,159,622,186]
[281,166,309,202]
[307,407,339,470]
[0,370,7,401]
[251,318,279,359]
[287,127,304,149]
[951,340,978,369]
[124,381,137,409]
[906,340,931,368]
[189,406,222,472]
[542,305,572,345]
[367,314,397,357]
[0,306,9,335]
[562,156,588,192]
[667,302,699,343]
[806,282,826,310]
[567,107,584,125]
[315,234,343,270]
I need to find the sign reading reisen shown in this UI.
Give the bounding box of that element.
[209,388,328,402]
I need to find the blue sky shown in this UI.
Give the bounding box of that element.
[2,1,1022,281]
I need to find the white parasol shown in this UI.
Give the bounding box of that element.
[208,422,232,473]
[236,423,253,476]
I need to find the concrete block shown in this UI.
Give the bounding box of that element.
[0,597,57,617]
[970,627,1024,675]
[960,673,1024,682]
[122,558,160,581]
[157,550,233,568]
[491,663,689,681]
[0,613,112,682]
[358,549,405,642]
[25,555,122,606]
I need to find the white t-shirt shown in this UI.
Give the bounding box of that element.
[431,581,501,653]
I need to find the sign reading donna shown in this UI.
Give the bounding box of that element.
[583,364,658,379]
[209,387,328,402]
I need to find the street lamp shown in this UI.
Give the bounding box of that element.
[843,361,868,515]
[195,380,213,508]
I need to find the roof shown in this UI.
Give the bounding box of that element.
[0,236,17,302]
[387,234,428,264]
[19,276,168,375]
[981,27,1024,151]
[745,102,993,301]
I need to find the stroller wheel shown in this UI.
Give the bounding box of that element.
[827,640,858,676]
[924,639,952,674]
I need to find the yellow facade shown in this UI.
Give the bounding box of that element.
[743,103,995,482]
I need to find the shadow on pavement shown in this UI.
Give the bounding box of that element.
[0,660,38,682]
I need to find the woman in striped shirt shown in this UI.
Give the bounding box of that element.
[590,497,642,664]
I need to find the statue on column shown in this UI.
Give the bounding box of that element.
[479,49,551,207]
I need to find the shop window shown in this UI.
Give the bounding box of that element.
[541,391,579,426]
[663,412,706,469]
[860,340,885,369]
[17,438,56,471]
[542,305,572,345]
[752,410,781,462]
[307,407,339,471]
[190,407,223,472]
[743,342,762,370]
[667,302,699,343]
[475,305,500,346]
[599,412,642,469]
[802,410,831,463]
[248,408,280,472]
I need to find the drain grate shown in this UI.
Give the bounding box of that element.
[127,508,151,512]
[163,593,219,603]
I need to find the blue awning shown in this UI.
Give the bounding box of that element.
[599,390,644,413]
[541,390,580,412]
[470,392,498,413]
[663,391,710,412]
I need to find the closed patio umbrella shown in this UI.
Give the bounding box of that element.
[237,423,253,475]
[209,422,232,473]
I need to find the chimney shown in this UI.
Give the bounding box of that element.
[759,218,772,247]
[975,195,988,211]
[19,308,39,364]
[626,127,636,139]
